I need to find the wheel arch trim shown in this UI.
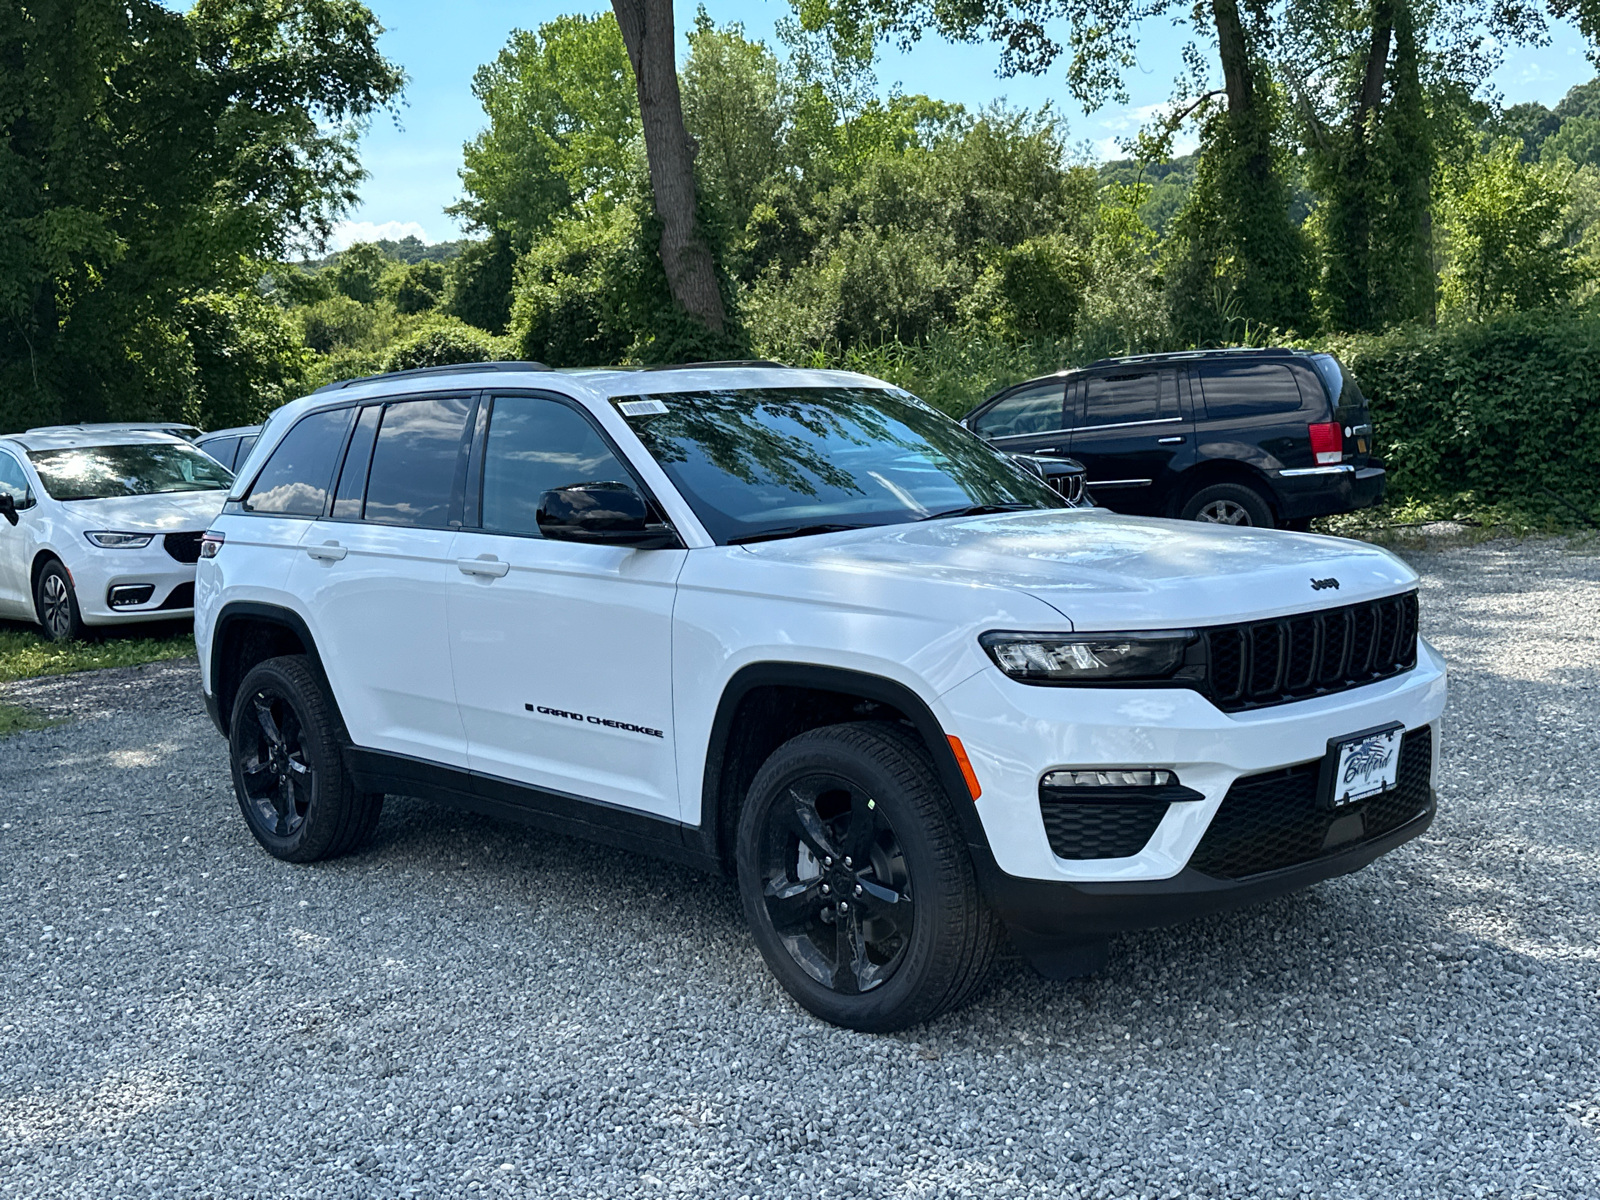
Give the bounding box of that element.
[209,600,341,737]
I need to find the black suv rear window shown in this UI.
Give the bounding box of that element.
[1197,364,1303,419]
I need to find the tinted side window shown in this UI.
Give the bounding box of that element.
[1198,364,1304,419]
[236,435,258,465]
[243,408,353,516]
[972,381,1065,437]
[363,397,473,528]
[1082,372,1160,426]
[480,395,633,536]
[0,450,31,505]
[331,406,381,521]
[201,437,238,469]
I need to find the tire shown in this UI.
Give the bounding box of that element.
[228,655,383,863]
[1180,482,1275,528]
[735,721,1001,1032]
[34,559,85,642]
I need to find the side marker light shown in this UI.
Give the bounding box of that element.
[947,736,982,800]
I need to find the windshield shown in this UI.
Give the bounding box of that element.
[28,443,234,501]
[615,386,1064,544]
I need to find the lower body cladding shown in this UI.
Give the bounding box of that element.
[942,638,1447,977]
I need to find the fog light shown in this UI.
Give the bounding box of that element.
[108,584,155,608]
[1039,768,1203,804]
[1044,768,1178,789]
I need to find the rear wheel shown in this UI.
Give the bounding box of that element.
[735,722,1000,1032]
[228,655,383,862]
[34,559,85,642]
[1181,482,1275,529]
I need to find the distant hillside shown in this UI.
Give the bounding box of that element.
[301,236,470,270]
[1098,154,1198,238]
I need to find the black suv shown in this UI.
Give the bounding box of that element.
[962,348,1384,529]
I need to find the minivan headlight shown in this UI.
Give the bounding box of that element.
[980,630,1195,683]
[85,531,154,549]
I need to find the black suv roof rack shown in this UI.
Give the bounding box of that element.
[310,361,551,394]
[1084,347,1301,370]
[638,359,790,372]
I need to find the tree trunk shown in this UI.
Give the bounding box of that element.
[1211,0,1255,116]
[610,0,726,334]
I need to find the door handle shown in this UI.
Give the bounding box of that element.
[1156,436,1186,444]
[457,557,509,578]
[305,542,347,561]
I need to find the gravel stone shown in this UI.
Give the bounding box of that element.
[2,538,1597,1198]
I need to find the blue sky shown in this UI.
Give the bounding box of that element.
[329,0,1600,248]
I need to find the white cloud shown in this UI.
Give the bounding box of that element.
[328,219,431,250]
[1090,101,1203,161]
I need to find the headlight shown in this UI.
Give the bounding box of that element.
[979,630,1197,683]
[84,531,154,549]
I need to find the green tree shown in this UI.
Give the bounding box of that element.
[452,13,639,248]
[330,242,389,304]
[1439,139,1582,318]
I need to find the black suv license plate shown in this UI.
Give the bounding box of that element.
[1321,722,1404,808]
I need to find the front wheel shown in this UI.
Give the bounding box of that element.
[34,559,85,642]
[228,655,383,862]
[735,722,1000,1032]
[1180,482,1275,528]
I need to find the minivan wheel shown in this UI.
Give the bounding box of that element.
[1181,482,1275,528]
[228,655,383,863]
[34,560,85,642]
[736,722,1000,1032]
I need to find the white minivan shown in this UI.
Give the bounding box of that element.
[0,430,232,640]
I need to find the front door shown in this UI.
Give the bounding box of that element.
[966,377,1071,460]
[286,395,475,768]
[1066,368,1194,515]
[0,449,35,616]
[446,392,684,818]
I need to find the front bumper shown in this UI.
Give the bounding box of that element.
[67,541,198,624]
[1272,464,1387,520]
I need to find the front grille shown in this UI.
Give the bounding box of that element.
[158,582,195,610]
[1200,591,1418,712]
[164,531,204,564]
[1188,727,1433,880]
[1041,799,1169,859]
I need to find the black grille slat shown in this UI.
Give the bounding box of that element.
[1201,592,1417,713]
[1189,727,1433,879]
[1041,801,1169,860]
[163,531,204,565]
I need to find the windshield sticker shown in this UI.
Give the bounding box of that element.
[617,399,669,417]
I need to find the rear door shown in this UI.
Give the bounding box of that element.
[965,378,1070,459]
[445,391,684,817]
[1065,368,1192,514]
[1192,361,1314,470]
[285,393,475,768]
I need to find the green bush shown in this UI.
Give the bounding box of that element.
[1326,308,1600,519]
[381,318,512,372]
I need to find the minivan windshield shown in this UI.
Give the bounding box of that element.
[28,443,234,501]
[615,386,1064,544]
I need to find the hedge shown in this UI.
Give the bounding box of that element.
[1325,310,1600,520]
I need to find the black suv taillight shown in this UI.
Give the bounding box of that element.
[1308,422,1343,465]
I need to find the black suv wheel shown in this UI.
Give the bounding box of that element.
[228,655,384,862]
[736,722,1000,1032]
[1181,482,1275,528]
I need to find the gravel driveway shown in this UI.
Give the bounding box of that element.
[3,539,1597,1199]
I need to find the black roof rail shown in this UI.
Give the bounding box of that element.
[310,360,551,394]
[638,359,790,372]
[1085,347,1298,370]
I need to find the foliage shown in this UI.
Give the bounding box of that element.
[1438,139,1583,318]
[381,318,512,371]
[0,624,194,684]
[330,242,390,304]
[444,235,517,334]
[385,260,446,314]
[1322,309,1600,520]
[0,702,57,738]
[452,12,639,246]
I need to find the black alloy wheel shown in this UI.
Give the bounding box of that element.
[35,560,84,642]
[756,771,915,995]
[238,688,314,841]
[227,655,383,862]
[736,722,1000,1032]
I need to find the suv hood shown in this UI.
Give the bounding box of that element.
[740,509,1416,629]
[52,490,228,532]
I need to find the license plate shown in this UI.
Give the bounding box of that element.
[1325,723,1403,808]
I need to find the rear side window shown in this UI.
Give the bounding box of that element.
[972,380,1065,438]
[331,406,381,521]
[201,437,238,469]
[242,408,353,516]
[362,397,474,528]
[1082,372,1161,426]
[236,434,258,465]
[1197,364,1303,419]
[480,395,635,536]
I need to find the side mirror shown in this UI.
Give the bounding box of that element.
[536,481,678,548]
[0,494,17,526]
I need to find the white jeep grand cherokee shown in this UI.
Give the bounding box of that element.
[194,361,1446,1031]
